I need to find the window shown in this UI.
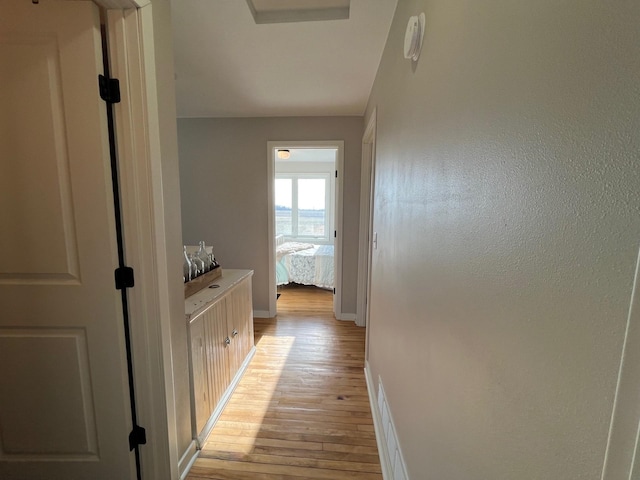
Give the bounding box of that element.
[275,174,330,241]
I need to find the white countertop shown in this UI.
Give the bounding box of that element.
[184,269,253,321]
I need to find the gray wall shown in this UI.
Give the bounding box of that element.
[365,0,640,479]
[177,117,364,314]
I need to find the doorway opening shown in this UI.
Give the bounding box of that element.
[267,141,344,319]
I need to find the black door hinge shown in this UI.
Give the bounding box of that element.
[334,230,337,238]
[333,288,336,295]
[115,266,135,290]
[335,170,338,178]
[99,74,121,104]
[129,425,147,451]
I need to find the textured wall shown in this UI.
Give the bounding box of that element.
[365,0,640,478]
[177,117,363,314]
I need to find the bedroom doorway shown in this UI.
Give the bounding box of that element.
[267,141,344,319]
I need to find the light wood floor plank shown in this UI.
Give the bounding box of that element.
[192,457,381,479]
[186,284,381,479]
[198,452,382,474]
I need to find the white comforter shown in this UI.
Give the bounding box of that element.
[277,243,334,289]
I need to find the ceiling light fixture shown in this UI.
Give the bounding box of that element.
[277,149,291,159]
[404,13,425,61]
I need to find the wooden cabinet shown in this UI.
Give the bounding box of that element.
[186,270,255,446]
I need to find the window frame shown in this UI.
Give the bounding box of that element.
[275,172,332,243]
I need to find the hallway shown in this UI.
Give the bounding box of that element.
[186,284,382,479]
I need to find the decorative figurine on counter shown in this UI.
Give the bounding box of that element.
[197,241,212,271]
[183,246,192,282]
[184,241,220,283]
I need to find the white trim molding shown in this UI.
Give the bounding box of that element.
[266,144,277,318]
[253,310,272,319]
[107,7,177,480]
[365,362,409,480]
[358,108,376,365]
[178,441,198,480]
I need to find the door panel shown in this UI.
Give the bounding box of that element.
[0,23,79,282]
[0,1,134,478]
[0,329,97,457]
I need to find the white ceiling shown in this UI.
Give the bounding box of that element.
[171,0,398,118]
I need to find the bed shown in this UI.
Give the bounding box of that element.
[276,236,334,289]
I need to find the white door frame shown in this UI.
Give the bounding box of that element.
[105,6,177,480]
[358,110,376,357]
[267,141,345,319]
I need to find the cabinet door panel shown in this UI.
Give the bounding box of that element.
[226,278,254,376]
[203,300,230,409]
[189,317,209,435]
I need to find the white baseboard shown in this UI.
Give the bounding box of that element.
[364,361,409,480]
[253,309,271,318]
[196,346,257,447]
[178,440,198,480]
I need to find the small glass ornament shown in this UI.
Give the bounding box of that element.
[192,253,204,277]
[183,246,192,282]
[197,241,212,271]
[187,253,198,278]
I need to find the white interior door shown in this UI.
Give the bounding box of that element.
[0,1,135,478]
